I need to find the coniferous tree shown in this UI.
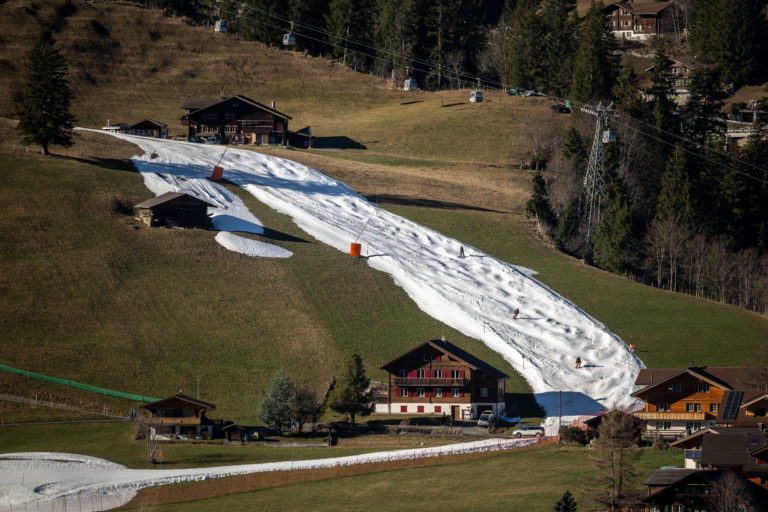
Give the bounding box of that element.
[328,353,372,428]
[689,0,767,86]
[612,66,643,118]
[259,368,298,433]
[241,0,289,44]
[645,50,677,135]
[374,0,417,80]
[593,182,634,274]
[656,144,693,228]
[325,0,374,68]
[680,67,725,147]
[17,30,77,156]
[571,2,618,103]
[526,171,556,226]
[553,489,578,512]
[540,0,576,97]
[507,0,544,90]
[739,122,768,252]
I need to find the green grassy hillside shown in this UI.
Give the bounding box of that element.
[2,0,768,432]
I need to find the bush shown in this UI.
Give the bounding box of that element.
[558,425,587,445]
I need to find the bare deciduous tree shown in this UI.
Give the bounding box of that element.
[590,409,642,512]
[707,470,752,512]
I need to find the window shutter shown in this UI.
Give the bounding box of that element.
[435,355,440,361]
[409,370,416,378]
[460,370,465,379]
[460,391,464,397]
[393,387,399,395]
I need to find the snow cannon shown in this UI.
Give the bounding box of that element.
[350,243,362,258]
[211,166,223,181]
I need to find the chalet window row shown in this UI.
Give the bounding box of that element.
[400,405,442,413]
[397,369,465,379]
[686,403,702,412]
[393,387,463,398]
[661,382,711,393]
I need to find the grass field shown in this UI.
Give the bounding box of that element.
[126,444,682,512]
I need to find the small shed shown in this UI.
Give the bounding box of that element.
[403,78,418,91]
[141,393,217,437]
[134,191,215,228]
[127,119,167,138]
[222,423,246,442]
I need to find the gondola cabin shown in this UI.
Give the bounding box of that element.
[214,20,227,32]
[470,91,483,103]
[403,78,418,91]
[602,130,616,143]
[283,33,296,46]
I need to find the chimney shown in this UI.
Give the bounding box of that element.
[272,100,276,109]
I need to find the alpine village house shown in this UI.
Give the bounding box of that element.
[377,338,508,420]
[180,95,291,145]
[632,367,768,440]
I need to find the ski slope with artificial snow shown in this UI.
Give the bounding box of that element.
[0,132,645,509]
[102,132,644,418]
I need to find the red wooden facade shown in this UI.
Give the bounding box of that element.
[604,2,674,40]
[378,338,508,420]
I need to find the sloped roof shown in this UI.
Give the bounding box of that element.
[742,393,768,410]
[643,469,768,503]
[380,339,509,380]
[181,95,292,120]
[611,2,672,15]
[180,97,225,110]
[701,428,768,466]
[584,409,645,429]
[129,118,166,129]
[142,393,216,411]
[633,367,768,396]
[134,191,216,209]
[642,468,696,486]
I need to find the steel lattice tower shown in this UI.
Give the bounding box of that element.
[582,107,610,243]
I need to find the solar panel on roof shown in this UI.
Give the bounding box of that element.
[722,390,743,421]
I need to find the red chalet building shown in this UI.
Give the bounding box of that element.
[377,338,508,420]
[604,2,676,40]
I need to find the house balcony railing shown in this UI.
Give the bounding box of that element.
[393,378,468,387]
[634,412,708,421]
[148,416,202,425]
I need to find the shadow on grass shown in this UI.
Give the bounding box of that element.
[261,227,309,243]
[54,154,137,173]
[312,136,366,150]
[367,194,504,213]
[400,100,424,106]
[440,102,465,108]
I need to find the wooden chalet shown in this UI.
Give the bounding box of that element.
[141,393,216,437]
[641,468,768,511]
[583,409,646,442]
[377,338,508,420]
[633,367,768,440]
[604,2,676,40]
[127,118,167,138]
[134,191,215,228]
[180,95,291,145]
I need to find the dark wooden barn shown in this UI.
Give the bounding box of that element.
[127,118,167,138]
[134,192,215,228]
[181,95,291,145]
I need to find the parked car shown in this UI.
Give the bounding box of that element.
[512,425,545,438]
[204,135,220,144]
[477,410,496,427]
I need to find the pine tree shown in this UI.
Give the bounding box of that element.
[325,0,374,68]
[540,0,576,97]
[612,66,643,118]
[507,0,544,90]
[17,30,77,156]
[328,353,373,428]
[258,368,298,433]
[374,0,417,80]
[680,67,725,146]
[570,2,618,103]
[593,182,634,274]
[526,171,556,227]
[656,144,693,228]
[553,489,578,512]
[645,50,677,135]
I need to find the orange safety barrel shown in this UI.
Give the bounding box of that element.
[350,243,362,257]
[211,166,224,180]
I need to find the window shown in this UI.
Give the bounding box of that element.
[434,406,441,413]
[423,353,429,361]
[686,403,702,412]
[417,369,425,378]
[417,388,425,397]
[710,403,718,413]
[695,403,702,412]
[480,387,489,398]
[657,403,670,412]
[697,383,710,393]
[755,408,767,417]
[400,405,407,413]
[668,383,683,392]
[686,421,701,432]
[399,369,407,378]
[451,370,460,379]
[451,388,460,397]
[435,388,443,397]
[399,387,408,397]
[656,421,671,430]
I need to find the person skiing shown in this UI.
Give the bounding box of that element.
[459,246,465,258]
[575,356,581,369]
[513,308,519,319]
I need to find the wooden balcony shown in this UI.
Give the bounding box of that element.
[635,412,708,421]
[393,378,468,387]
[149,416,202,425]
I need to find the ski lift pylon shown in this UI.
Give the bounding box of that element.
[283,21,296,46]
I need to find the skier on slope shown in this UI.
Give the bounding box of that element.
[575,356,581,369]
[513,308,519,319]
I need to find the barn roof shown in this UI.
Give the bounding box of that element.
[142,393,216,411]
[381,339,509,379]
[134,191,216,209]
[129,118,166,129]
[608,2,672,15]
[180,95,292,120]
